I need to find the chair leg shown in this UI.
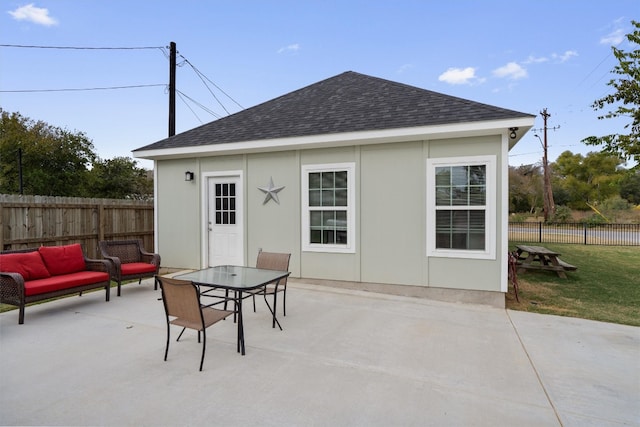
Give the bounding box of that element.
[199,329,207,371]
[164,322,171,361]
[252,294,257,312]
[283,288,286,317]
[117,280,122,297]
[176,327,187,342]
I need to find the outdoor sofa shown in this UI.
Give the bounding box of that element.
[0,243,112,324]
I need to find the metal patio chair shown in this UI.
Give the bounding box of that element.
[250,251,291,321]
[157,276,234,371]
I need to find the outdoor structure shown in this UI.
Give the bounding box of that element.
[134,71,534,305]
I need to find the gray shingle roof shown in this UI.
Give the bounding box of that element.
[134,71,533,152]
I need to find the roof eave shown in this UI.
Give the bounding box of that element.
[133,117,535,161]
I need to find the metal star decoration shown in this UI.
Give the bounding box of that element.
[258,176,285,205]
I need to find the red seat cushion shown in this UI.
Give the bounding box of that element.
[38,244,86,276]
[0,251,51,280]
[24,271,109,296]
[121,262,157,275]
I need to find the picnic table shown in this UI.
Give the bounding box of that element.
[516,245,577,279]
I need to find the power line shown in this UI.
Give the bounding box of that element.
[0,44,163,50]
[0,84,166,93]
[176,90,222,119]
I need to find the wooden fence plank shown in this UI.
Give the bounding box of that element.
[0,194,154,258]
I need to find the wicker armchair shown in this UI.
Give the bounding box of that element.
[98,239,161,296]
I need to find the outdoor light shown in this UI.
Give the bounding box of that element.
[509,127,518,139]
[185,171,195,182]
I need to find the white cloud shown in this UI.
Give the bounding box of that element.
[600,28,625,46]
[438,67,483,85]
[552,50,578,63]
[8,3,58,26]
[397,63,413,74]
[277,43,300,54]
[522,55,548,64]
[492,62,527,80]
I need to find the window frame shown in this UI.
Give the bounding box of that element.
[426,155,496,259]
[301,162,356,253]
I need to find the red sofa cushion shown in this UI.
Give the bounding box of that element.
[24,271,109,296]
[38,244,86,276]
[0,251,51,280]
[121,262,157,275]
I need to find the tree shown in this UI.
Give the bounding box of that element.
[0,109,153,198]
[89,157,153,199]
[583,20,640,167]
[619,169,640,204]
[509,164,542,213]
[552,150,624,209]
[0,109,96,196]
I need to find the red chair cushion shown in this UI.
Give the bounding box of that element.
[38,244,86,276]
[121,262,157,275]
[24,271,109,296]
[0,251,51,280]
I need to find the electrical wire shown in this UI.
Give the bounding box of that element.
[176,90,222,119]
[0,44,163,50]
[0,84,166,93]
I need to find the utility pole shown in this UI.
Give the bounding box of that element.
[539,108,555,222]
[168,41,176,137]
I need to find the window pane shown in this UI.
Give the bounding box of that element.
[215,184,222,197]
[322,190,334,206]
[229,184,236,197]
[322,172,335,189]
[310,211,321,226]
[469,166,486,185]
[451,185,468,205]
[229,212,236,225]
[451,166,467,186]
[335,189,348,206]
[334,171,347,189]
[469,186,485,205]
[309,189,321,206]
[436,187,450,206]
[435,167,450,186]
[309,173,321,189]
[310,229,321,244]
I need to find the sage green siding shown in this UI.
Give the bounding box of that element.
[155,134,506,293]
[360,141,424,285]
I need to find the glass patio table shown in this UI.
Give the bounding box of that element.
[175,265,290,355]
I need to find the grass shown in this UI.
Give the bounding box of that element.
[507,242,640,326]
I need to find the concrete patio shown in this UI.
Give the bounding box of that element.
[1,277,638,426]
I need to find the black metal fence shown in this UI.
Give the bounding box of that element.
[509,222,640,246]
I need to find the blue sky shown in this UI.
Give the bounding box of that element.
[1,1,637,170]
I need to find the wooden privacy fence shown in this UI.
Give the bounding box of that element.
[0,194,154,259]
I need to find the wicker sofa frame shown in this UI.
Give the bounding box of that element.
[0,247,112,324]
[98,239,161,296]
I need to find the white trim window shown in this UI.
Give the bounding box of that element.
[427,156,496,259]
[302,163,356,253]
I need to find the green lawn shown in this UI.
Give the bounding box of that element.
[507,242,640,326]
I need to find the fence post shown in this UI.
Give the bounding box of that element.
[538,221,542,243]
[98,203,105,243]
[584,223,587,245]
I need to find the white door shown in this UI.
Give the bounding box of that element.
[207,175,243,267]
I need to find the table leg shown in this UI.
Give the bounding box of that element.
[237,291,245,355]
[262,279,283,331]
[548,256,568,279]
